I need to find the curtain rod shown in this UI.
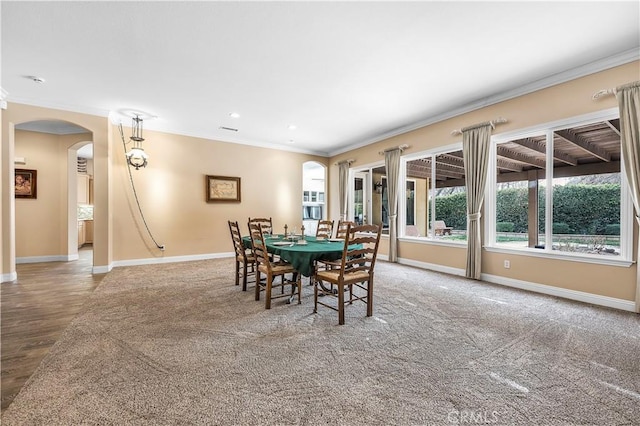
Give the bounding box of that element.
[378,144,409,155]
[451,117,507,136]
[592,88,616,100]
[334,159,355,166]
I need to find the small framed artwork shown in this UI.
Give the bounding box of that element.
[15,169,37,199]
[206,175,241,203]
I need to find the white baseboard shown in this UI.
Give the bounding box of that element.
[481,273,636,312]
[396,257,635,312]
[112,252,234,268]
[92,264,112,274]
[1,271,18,283]
[16,254,78,264]
[11,252,235,276]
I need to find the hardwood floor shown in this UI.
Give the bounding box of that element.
[1,247,103,412]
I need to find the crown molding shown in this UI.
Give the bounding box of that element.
[328,48,639,157]
[5,97,111,119]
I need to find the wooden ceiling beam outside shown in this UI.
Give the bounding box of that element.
[406,164,463,180]
[514,138,578,166]
[554,129,611,162]
[496,158,524,172]
[437,154,465,169]
[496,145,546,168]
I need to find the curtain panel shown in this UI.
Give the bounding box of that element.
[384,148,401,262]
[616,81,640,313]
[462,123,492,280]
[338,162,350,220]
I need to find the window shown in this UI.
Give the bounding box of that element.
[489,114,631,262]
[494,135,547,249]
[404,148,466,241]
[551,122,622,256]
[303,190,324,204]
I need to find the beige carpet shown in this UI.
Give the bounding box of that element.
[2,258,639,425]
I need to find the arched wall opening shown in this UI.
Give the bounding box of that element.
[302,161,327,236]
[2,104,110,282]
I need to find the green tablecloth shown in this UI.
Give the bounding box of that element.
[242,235,345,277]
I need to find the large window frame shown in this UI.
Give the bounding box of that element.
[399,143,467,246]
[485,108,633,266]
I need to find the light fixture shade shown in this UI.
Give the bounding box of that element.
[126,147,149,170]
[124,115,149,169]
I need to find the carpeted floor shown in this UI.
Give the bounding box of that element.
[2,258,639,425]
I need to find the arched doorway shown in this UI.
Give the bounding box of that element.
[13,120,94,269]
[302,161,327,236]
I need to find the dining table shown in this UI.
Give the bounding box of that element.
[242,234,347,277]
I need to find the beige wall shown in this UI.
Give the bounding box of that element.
[329,61,640,303]
[2,104,327,277]
[111,126,328,260]
[15,130,64,257]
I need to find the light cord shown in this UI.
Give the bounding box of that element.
[119,123,164,250]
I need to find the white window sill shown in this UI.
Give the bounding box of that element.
[399,237,633,267]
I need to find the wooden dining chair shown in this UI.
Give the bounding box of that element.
[313,223,382,325]
[335,220,354,239]
[228,220,256,291]
[248,217,273,235]
[314,219,354,277]
[248,216,277,261]
[249,222,301,309]
[315,219,334,239]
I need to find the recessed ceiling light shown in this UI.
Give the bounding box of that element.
[288,124,297,130]
[229,112,240,118]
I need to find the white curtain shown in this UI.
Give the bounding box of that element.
[385,148,401,262]
[338,161,350,220]
[616,81,640,313]
[462,123,492,280]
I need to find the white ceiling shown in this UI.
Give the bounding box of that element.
[2,1,639,157]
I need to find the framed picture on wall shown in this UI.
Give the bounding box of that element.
[206,175,241,203]
[15,169,37,199]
